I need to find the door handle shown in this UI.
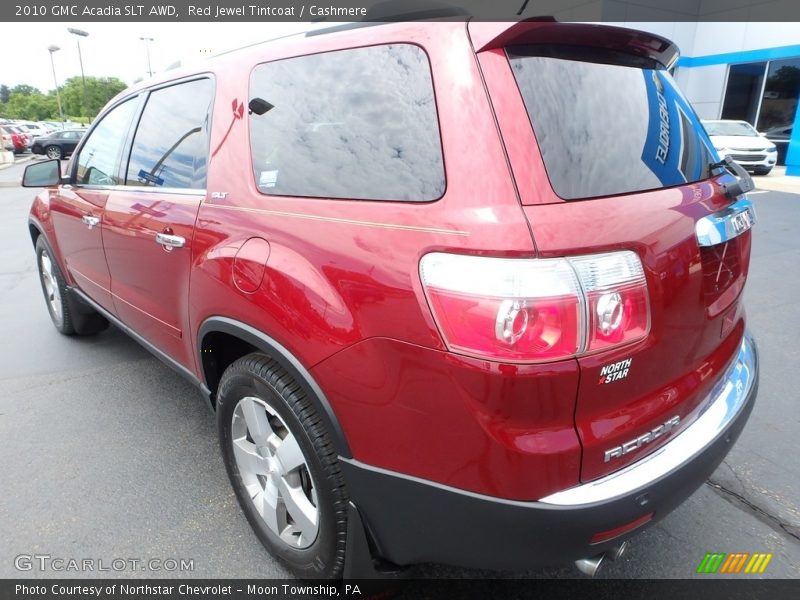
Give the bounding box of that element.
[155,232,186,250]
[82,215,100,229]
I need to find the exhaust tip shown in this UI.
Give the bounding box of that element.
[575,554,605,577]
[608,540,629,561]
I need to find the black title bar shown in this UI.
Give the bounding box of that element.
[4,0,800,22]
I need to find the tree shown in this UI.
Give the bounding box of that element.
[0,89,57,120]
[0,85,9,104]
[10,84,40,97]
[0,76,127,121]
[60,76,127,117]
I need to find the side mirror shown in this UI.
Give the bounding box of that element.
[21,159,66,188]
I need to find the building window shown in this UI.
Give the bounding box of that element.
[721,62,766,125]
[756,58,800,141]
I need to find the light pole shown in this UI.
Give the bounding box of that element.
[140,37,154,77]
[47,45,65,125]
[67,28,89,118]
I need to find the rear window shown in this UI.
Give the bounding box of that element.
[507,46,716,200]
[249,44,445,202]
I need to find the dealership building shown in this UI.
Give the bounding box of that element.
[613,21,800,176]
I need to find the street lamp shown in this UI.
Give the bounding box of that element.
[47,45,66,125]
[140,37,154,77]
[67,28,89,117]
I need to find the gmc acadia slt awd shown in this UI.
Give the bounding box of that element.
[24,19,759,578]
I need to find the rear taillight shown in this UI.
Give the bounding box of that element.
[569,252,650,353]
[420,250,649,363]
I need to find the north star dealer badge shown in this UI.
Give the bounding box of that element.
[598,357,633,384]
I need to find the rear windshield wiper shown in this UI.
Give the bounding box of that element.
[710,155,755,200]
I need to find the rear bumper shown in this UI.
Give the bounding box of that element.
[343,331,758,570]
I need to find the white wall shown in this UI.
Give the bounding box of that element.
[674,64,729,118]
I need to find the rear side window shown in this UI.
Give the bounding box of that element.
[76,99,138,186]
[126,78,214,189]
[249,44,445,201]
[507,46,716,200]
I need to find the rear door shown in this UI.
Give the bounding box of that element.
[59,130,82,156]
[476,24,754,482]
[102,77,214,367]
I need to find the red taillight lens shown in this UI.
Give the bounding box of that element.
[420,251,649,363]
[570,252,650,353]
[426,290,582,361]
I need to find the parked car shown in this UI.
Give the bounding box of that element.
[16,122,49,140]
[23,20,759,579]
[0,126,17,152]
[31,129,86,159]
[762,124,792,165]
[703,119,778,175]
[0,125,29,154]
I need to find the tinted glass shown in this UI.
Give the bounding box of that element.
[126,78,214,189]
[508,47,716,200]
[757,57,800,135]
[249,44,445,201]
[76,99,138,186]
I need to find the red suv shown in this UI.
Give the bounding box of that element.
[24,20,759,579]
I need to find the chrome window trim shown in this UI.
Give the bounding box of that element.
[695,197,757,247]
[69,184,206,197]
[539,331,757,507]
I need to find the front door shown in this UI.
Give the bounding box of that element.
[50,98,139,313]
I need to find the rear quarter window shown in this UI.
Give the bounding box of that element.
[507,45,716,200]
[249,43,445,202]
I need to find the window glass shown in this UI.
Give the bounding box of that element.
[126,78,214,189]
[76,99,138,186]
[249,44,445,201]
[722,62,767,125]
[507,46,716,200]
[703,121,758,136]
[757,57,800,137]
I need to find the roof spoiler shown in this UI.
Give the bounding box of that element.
[470,19,679,69]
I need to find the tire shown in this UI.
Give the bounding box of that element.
[217,354,348,579]
[45,145,62,160]
[35,236,109,336]
[36,236,74,335]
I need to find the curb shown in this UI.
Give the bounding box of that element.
[0,154,37,172]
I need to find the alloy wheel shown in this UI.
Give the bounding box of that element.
[231,396,320,549]
[39,250,62,322]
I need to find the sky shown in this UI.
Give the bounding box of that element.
[0,22,312,92]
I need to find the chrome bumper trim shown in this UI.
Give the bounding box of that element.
[540,331,757,507]
[695,197,756,247]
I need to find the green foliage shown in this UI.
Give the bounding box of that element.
[0,76,127,121]
[60,76,127,117]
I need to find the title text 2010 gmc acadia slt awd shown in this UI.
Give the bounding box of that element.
[24,19,759,578]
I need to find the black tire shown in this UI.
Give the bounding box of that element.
[35,236,74,335]
[217,353,348,579]
[45,145,62,160]
[35,236,109,336]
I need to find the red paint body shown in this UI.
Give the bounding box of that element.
[29,21,751,502]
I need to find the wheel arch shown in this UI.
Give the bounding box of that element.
[198,316,352,458]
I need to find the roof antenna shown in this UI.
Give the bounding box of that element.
[517,0,530,16]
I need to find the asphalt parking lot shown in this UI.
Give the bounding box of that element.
[0,160,798,580]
